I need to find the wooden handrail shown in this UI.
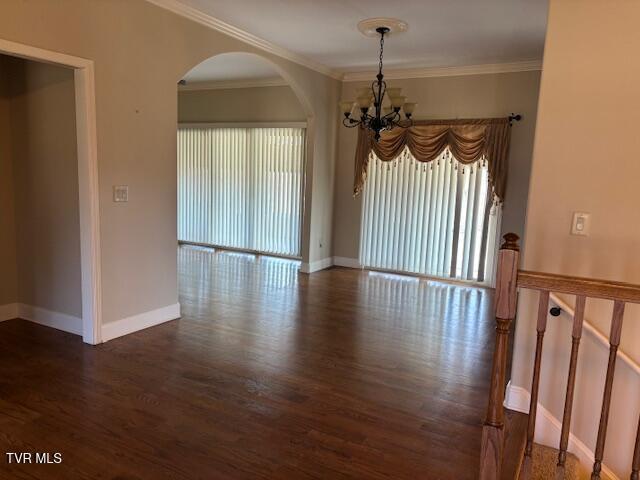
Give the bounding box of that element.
[518,270,640,304]
[480,233,640,480]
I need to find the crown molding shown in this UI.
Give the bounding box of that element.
[146,1,542,84]
[341,60,542,82]
[179,77,289,91]
[145,0,342,80]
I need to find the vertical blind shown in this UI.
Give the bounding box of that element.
[178,126,305,257]
[359,147,502,284]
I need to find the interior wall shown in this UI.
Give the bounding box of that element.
[0,0,341,330]
[511,0,640,476]
[333,71,541,261]
[178,85,306,123]
[6,56,82,318]
[0,56,17,307]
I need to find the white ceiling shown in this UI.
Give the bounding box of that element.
[183,53,281,83]
[175,0,548,73]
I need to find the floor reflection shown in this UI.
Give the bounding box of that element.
[0,245,498,479]
[177,244,495,478]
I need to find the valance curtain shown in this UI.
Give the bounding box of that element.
[353,117,511,202]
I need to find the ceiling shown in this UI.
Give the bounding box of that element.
[183,53,281,83]
[174,0,548,75]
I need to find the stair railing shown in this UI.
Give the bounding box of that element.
[479,233,640,480]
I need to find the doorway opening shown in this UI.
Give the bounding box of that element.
[0,40,100,344]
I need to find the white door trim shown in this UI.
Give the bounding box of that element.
[0,38,102,344]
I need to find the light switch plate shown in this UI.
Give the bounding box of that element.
[113,185,129,203]
[571,212,590,236]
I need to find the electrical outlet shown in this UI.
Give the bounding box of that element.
[571,212,590,236]
[113,185,129,203]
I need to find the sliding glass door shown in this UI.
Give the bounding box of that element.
[178,126,305,258]
[359,148,501,284]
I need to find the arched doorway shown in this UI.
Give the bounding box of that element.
[175,52,315,295]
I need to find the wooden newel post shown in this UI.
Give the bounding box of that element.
[631,413,640,480]
[479,233,520,480]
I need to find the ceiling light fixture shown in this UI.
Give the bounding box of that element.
[340,18,415,142]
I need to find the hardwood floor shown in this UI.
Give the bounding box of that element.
[0,245,496,479]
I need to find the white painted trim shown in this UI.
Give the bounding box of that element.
[332,256,362,269]
[504,382,619,480]
[74,60,102,345]
[0,303,19,322]
[179,121,307,129]
[145,0,341,80]
[1,303,82,335]
[18,304,82,336]
[0,39,102,345]
[101,303,181,342]
[342,60,543,82]
[549,293,640,376]
[0,39,92,69]
[300,257,333,273]
[179,77,288,91]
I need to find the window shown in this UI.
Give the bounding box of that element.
[178,126,306,258]
[359,148,501,284]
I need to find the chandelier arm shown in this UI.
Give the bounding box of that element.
[382,110,398,121]
[370,80,378,111]
[343,117,362,128]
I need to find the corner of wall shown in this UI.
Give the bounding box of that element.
[0,55,18,307]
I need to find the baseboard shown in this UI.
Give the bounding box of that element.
[299,257,333,273]
[101,303,181,342]
[332,256,362,269]
[18,304,82,335]
[0,303,19,322]
[504,382,619,480]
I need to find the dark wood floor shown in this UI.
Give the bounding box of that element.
[0,245,496,479]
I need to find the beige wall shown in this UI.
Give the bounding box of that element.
[0,56,17,306]
[0,0,340,328]
[178,85,306,123]
[333,71,541,260]
[5,57,82,318]
[511,1,640,476]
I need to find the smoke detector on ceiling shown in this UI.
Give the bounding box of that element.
[357,18,409,38]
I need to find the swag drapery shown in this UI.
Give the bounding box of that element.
[353,117,511,202]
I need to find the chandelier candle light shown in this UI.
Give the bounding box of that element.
[340,19,415,141]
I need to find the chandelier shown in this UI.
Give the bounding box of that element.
[340,22,415,142]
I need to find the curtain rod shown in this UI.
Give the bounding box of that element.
[508,113,522,126]
[178,121,307,129]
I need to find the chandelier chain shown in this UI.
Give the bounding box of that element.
[378,31,385,76]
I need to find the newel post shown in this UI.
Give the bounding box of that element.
[479,233,520,480]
